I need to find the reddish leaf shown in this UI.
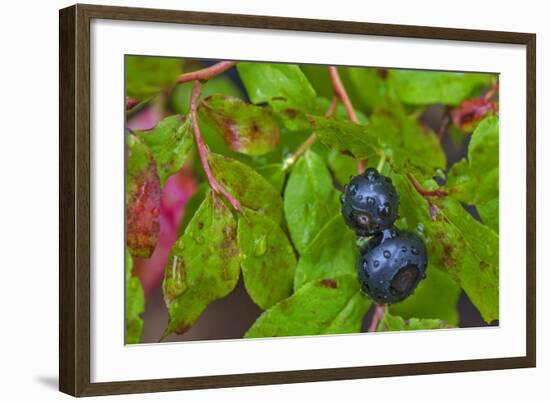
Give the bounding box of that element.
[451,96,498,132]
[126,134,161,258]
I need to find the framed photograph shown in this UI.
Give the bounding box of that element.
[59,4,536,397]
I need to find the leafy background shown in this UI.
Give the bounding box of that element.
[124,56,499,343]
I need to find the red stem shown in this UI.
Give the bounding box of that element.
[368,304,386,332]
[328,66,358,123]
[407,173,447,198]
[326,95,339,118]
[190,81,242,212]
[177,61,237,84]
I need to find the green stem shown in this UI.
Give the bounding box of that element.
[376,155,386,173]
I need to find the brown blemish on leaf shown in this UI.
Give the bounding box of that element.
[283,109,299,119]
[174,325,190,335]
[198,221,204,230]
[479,260,490,270]
[377,69,388,80]
[435,231,457,269]
[320,279,338,289]
[341,149,353,157]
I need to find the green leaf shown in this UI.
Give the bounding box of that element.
[245,275,370,338]
[237,62,317,110]
[341,67,387,111]
[392,172,499,323]
[369,101,446,180]
[237,62,319,130]
[163,191,240,336]
[136,115,193,186]
[310,116,380,160]
[377,313,451,332]
[257,163,286,193]
[125,249,145,344]
[294,215,358,290]
[311,100,445,181]
[200,94,280,155]
[126,134,161,258]
[388,70,495,106]
[284,150,340,253]
[477,198,499,232]
[209,153,283,223]
[238,208,297,309]
[389,265,461,325]
[446,115,499,205]
[125,55,183,100]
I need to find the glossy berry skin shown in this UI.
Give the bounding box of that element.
[357,228,427,304]
[341,168,399,236]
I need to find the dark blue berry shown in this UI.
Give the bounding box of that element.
[357,229,427,304]
[341,168,399,236]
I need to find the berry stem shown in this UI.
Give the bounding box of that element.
[368,304,386,332]
[376,156,386,173]
[407,173,447,198]
[177,61,237,84]
[190,81,242,212]
[328,66,358,123]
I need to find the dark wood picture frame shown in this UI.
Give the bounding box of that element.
[59,3,536,397]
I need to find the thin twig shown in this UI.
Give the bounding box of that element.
[368,304,386,332]
[407,173,447,198]
[328,66,358,123]
[177,61,237,84]
[190,81,241,212]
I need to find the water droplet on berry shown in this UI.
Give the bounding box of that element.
[378,203,391,217]
[373,260,380,268]
[411,247,419,255]
[383,250,391,258]
[366,197,375,206]
[348,184,357,195]
[357,194,363,201]
[401,246,407,252]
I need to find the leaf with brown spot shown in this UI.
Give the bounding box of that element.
[238,208,296,310]
[126,134,161,258]
[209,153,283,224]
[162,191,240,337]
[245,275,371,338]
[392,171,499,323]
[200,94,280,155]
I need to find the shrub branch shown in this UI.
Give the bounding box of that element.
[177,61,237,84]
[190,81,242,212]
